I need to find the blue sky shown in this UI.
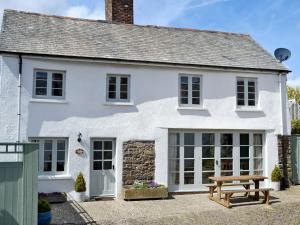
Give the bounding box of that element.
[0,0,299,85]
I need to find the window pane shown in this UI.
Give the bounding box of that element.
[254,134,263,145]
[104,141,113,150]
[192,83,200,91]
[170,173,179,185]
[109,92,116,99]
[248,93,255,100]
[184,133,194,145]
[109,77,116,84]
[109,85,116,92]
[248,99,255,106]
[44,162,52,172]
[52,81,63,89]
[36,80,47,88]
[221,134,232,145]
[248,86,255,92]
[94,151,102,160]
[254,146,262,157]
[56,162,64,172]
[202,159,214,171]
[202,133,214,145]
[104,151,112,160]
[237,85,244,92]
[181,91,188,97]
[202,172,214,184]
[221,159,233,170]
[180,76,188,84]
[104,161,112,170]
[181,83,188,91]
[184,146,194,158]
[240,146,249,157]
[120,85,128,92]
[241,171,249,175]
[93,141,102,150]
[44,151,52,161]
[57,151,65,161]
[36,72,47,79]
[248,81,255,87]
[52,73,63,81]
[181,98,188,104]
[169,159,180,171]
[184,159,194,171]
[192,98,200,104]
[237,99,245,106]
[35,88,47,96]
[169,133,180,146]
[254,170,263,175]
[221,146,232,158]
[120,77,128,84]
[44,140,52,150]
[192,77,200,84]
[120,92,128,99]
[254,159,263,170]
[202,146,214,158]
[52,89,62,96]
[192,91,200,97]
[240,134,249,145]
[240,159,249,170]
[221,171,233,177]
[184,173,194,184]
[93,161,102,170]
[237,93,245,99]
[237,80,244,86]
[57,140,66,150]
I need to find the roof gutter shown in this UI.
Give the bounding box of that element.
[0,51,291,74]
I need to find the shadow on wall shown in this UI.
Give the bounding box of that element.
[0,210,19,225]
[235,111,266,118]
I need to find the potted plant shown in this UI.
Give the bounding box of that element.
[271,165,283,191]
[38,198,51,225]
[74,172,86,202]
[123,180,168,200]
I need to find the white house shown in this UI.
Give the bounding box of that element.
[0,0,290,199]
[289,99,300,120]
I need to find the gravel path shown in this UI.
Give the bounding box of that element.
[52,186,300,225]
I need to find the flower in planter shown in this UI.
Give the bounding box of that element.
[148,180,159,188]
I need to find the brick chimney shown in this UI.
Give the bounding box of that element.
[105,0,134,24]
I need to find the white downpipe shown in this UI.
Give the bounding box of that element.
[279,73,283,135]
[17,55,22,143]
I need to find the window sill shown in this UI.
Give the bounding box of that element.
[103,102,135,106]
[177,106,208,111]
[235,107,263,112]
[38,174,72,180]
[30,99,68,104]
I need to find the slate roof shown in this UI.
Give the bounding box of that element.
[0,9,288,72]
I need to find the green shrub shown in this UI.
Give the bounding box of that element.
[292,120,300,134]
[38,198,51,213]
[74,172,86,192]
[271,165,283,182]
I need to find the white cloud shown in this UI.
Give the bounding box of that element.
[66,5,104,20]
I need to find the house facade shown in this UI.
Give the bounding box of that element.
[0,0,290,199]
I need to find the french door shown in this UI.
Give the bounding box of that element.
[90,139,115,196]
[168,131,264,192]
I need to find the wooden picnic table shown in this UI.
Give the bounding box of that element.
[208,175,269,207]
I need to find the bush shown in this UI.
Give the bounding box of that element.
[271,165,283,182]
[74,172,86,192]
[292,120,300,134]
[38,198,51,213]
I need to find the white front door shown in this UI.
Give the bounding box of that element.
[90,139,115,197]
[168,131,264,192]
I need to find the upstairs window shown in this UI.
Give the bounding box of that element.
[237,78,257,107]
[107,74,130,102]
[179,74,201,106]
[33,70,65,99]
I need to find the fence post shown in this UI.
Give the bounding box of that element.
[23,144,38,225]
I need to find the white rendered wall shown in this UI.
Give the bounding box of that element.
[0,55,289,197]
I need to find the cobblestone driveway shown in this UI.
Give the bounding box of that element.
[53,186,300,225]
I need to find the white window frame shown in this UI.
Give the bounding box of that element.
[29,138,68,175]
[106,74,131,102]
[179,74,202,107]
[33,69,66,100]
[236,77,258,107]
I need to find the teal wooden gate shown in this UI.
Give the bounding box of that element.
[291,136,300,184]
[0,143,38,225]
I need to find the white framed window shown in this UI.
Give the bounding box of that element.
[30,138,68,175]
[253,133,263,175]
[236,77,257,107]
[33,70,65,99]
[106,74,130,102]
[240,133,250,175]
[179,74,202,106]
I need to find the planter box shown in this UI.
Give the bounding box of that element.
[123,186,168,200]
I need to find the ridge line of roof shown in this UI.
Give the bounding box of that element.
[3,9,250,37]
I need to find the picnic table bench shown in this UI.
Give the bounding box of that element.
[207,175,272,208]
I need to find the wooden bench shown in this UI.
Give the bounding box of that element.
[206,182,254,197]
[221,188,273,208]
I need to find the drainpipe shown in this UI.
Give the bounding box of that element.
[17,55,22,143]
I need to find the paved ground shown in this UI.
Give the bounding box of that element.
[52,186,300,225]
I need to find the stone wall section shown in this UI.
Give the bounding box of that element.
[123,140,155,185]
[278,135,292,188]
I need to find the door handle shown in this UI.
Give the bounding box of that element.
[216,160,219,166]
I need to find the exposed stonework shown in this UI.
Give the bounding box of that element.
[278,135,292,188]
[105,0,134,24]
[123,140,155,185]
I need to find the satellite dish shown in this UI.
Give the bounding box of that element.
[274,48,291,63]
